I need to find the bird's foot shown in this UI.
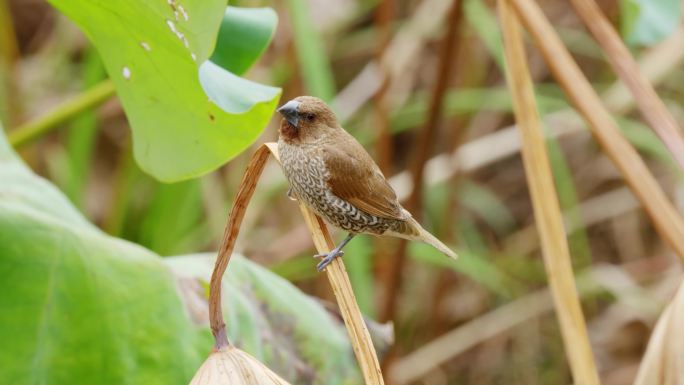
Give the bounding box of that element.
[314,250,344,272]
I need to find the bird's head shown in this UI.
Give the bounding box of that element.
[277,96,339,143]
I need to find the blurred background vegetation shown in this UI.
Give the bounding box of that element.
[2,0,684,384]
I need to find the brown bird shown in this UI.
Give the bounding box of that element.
[277,96,457,271]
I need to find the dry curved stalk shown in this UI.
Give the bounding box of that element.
[209,145,273,349]
[568,0,684,171]
[498,1,600,384]
[205,143,385,385]
[506,0,684,263]
[196,145,292,385]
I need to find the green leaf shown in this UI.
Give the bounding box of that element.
[61,48,106,209]
[0,128,209,384]
[285,0,336,101]
[464,0,504,68]
[0,127,361,384]
[47,0,281,182]
[409,243,521,298]
[543,126,593,270]
[211,7,278,76]
[458,181,516,236]
[620,0,681,46]
[138,179,205,256]
[344,236,376,317]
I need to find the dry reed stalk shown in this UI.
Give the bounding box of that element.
[602,25,684,115]
[498,1,600,384]
[505,187,639,256]
[406,0,461,213]
[393,27,684,201]
[507,0,684,263]
[389,262,656,385]
[203,143,385,384]
[389,289,552,385]
[568,0,684,171]
[372,0,398,334]
[382,0,462,323]
[263,143,386,385]
[332,0,453,122]
[635,280,684,385]
[373,0,394,174]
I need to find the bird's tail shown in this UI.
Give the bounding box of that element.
[392,217,457,259]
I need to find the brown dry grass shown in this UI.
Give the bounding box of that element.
[499,1,599,383]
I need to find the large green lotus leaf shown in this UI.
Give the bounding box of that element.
[0,130,210,383]
[0,127,362,384]
[47,0,281,182]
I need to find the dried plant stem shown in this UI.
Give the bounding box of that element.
[389,289,554,385]
[208,143,385,383]
[568,0,684,171]
[0,0,20,125]
[373,0,394,174]
[507,0,684,262]
[264,143,386,385]
[498,1,600,384]
[406,0,461,214]
[209,145,272,349]
[389,261,658,385]
[372,0,397,329]
[382,0,462,322]
[602,25,684,115]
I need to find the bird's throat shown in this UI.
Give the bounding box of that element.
[279,119,300,142]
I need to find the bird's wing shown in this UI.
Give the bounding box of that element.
[321,140,405,220]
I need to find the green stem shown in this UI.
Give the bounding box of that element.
[286,0,336,102]
[9,80,116,148]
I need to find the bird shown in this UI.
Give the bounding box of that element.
[276,96,457,271]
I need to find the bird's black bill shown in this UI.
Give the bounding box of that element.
[277,100,300,127]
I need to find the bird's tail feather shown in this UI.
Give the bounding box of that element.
[392,218,457,259]
[417,226,457,259]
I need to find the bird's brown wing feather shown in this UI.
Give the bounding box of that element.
[321,139,404,220]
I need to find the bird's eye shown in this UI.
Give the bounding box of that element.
[305,113,316,122]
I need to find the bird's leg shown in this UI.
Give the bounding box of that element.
[314,233,356,272]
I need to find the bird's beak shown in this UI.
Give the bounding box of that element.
[277,100,300,127]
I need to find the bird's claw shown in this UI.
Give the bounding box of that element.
[314,250,344,271]
[286,188,297,201]
[313,250,344,259]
